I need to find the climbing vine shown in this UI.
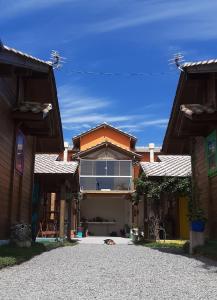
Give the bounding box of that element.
[134,173,192,203]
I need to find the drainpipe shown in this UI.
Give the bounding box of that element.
[149,143,155,162]
[63,142,69,162]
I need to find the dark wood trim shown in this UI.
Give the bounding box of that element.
[0,50,50,73]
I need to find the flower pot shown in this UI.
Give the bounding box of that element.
[191,220,205,232]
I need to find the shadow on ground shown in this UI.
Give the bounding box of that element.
[135,242,217,272]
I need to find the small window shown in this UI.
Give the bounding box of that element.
[15,130,25,174]
[206,130,217,177]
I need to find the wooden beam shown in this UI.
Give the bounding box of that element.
[12,111,46,121]
[59,183,66,239]
[0,50,50,73]
[0,64,14,76]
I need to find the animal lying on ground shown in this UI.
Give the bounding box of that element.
[104,239,116,245]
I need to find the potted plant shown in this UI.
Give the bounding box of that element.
[188,207,207,232]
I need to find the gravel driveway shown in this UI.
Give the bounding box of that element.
[0,243,217,300]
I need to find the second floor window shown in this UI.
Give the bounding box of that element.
[80,159,132,191]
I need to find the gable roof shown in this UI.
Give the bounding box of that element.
[34,154,78,174]
[140,155,191,177]
[0,44,64,153]
[0,44,51,73]
[73,123,137,143]
[72,141,141,159]
[162,56,217,154]
[182,59,217,71]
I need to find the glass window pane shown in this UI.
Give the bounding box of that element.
[120,161,131,176]
[208,154,216,171]
[80,160,93,175]
[114,177,131,190]
[107,161,119,176]
[80,177,132,191]
[15,130,25,174]
[95,161,106,176]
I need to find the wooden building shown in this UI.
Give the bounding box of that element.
[163,59,217,240]
[34,150,78,240]
[0,44,63,242]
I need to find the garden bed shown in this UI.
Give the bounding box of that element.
[0,240,77,269]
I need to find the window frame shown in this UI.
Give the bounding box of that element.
[15,129,25,175]
[205,130,217,177]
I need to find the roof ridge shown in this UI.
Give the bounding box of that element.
[3,44,51,66]
[73,123,137,141]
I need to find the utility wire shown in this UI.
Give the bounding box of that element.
[65,68,178,78]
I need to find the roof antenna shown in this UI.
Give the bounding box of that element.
[169,53,185,72]
[48,50,66,69]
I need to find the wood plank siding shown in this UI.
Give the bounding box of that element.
[192,137,217,239]
[0,77,34,239]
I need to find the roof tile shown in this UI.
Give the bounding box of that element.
[140,155,191,177]
[34,154,78,174]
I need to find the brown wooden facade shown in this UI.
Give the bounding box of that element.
[163,65,217,240]
[0,45,63,240]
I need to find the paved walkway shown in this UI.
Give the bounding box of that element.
[72,236,132,244]
[0,243,217,299]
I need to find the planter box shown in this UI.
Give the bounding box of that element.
[191,220,205,232]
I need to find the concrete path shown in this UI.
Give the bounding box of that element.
[0,244,217,299]
[72,236,132,245]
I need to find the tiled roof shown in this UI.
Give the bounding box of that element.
[73,122,137,141]
[3,45,51,65]
[180,104,216,117]
[34,154,78,174]
[140,155,191,177]
[14,102,52,116]
[182,59,217,68]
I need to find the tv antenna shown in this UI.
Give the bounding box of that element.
[169,53,185,72]
[49,50,66,69]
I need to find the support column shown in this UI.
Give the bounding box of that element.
[59,183,66,239]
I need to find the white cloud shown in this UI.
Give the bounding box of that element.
[58,85,137,129]
[0,0,73,19]
[87,1,217,34]
[141,119,168,126]
[58,85,168,135]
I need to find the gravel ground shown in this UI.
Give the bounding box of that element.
[0,244,217,300]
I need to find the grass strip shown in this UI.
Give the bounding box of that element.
[0,240,77,269]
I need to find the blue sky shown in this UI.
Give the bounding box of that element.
[1,0,217,146]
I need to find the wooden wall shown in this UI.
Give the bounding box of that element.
[193,136,217,239]
[0,77,35,239]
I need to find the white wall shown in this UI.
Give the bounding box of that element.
[80,195,131,236]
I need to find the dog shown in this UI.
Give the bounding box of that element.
[104,239,116,245]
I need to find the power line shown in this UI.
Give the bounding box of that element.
[65,68,177,78]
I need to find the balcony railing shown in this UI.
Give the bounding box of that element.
[80,159,132,191]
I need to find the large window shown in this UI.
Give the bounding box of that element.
[206,130,217,177]
[80,159,132,191]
